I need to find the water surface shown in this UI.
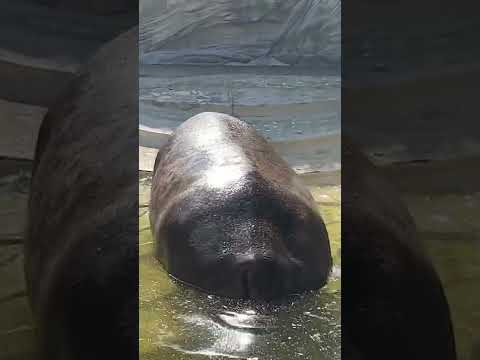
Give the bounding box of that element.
[139,64,340,173]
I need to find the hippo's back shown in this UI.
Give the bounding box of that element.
[152,112,316,211]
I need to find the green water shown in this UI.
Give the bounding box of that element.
[425,235,480,360]
[403,192,480,360]
[139,175,341,360]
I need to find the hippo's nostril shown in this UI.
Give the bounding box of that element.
[237,255,285,300]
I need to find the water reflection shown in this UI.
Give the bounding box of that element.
[141,261,340,359]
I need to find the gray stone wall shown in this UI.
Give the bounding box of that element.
[140,0,340,66]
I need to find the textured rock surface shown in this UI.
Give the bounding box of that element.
[140,0,340,66]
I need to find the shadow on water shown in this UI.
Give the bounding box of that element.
[374,160,480,360]
[397,186,480,360]
[139,173,341,360]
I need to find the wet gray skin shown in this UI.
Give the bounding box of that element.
[149,112,332,300]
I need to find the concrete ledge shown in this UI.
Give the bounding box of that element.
[139,124,172,149]
[139,146,160,172]
[0,60,76,107]
[0,99,47,160]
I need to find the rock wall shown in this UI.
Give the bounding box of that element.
[140,0,340,66]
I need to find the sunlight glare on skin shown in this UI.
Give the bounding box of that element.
[204,164,247,189]
[191,113,229,148]
[189,115,251,189]
[192,123,224,148]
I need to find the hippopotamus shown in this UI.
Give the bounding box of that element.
[149,112,332,300]
[24,27,138,360]
[342,137,456,359]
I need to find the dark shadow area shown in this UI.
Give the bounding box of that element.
[342,1,480,359]
[0,2,138,359]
